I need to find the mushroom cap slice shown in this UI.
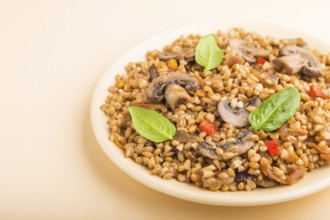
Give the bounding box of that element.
[198,130,254,161]
[229,39,270,63]
[220,130,254,160]
[164,84,191,110]
[198,141,221,160]
[147,72,200,103]
[218,97,261,128]
[218,100,250,127]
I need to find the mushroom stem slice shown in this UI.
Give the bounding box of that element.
[274,45,322,77]
[165,84,191,110]
[272,54,307,75]
[148,64,159,81]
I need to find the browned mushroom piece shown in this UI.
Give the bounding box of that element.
[272,45,322,76]
[159,52,180,62]
[173,130,201,143]
[218,96,261,128]
[198,130,254,161]
[172,46,195,62]
[272,54,307,75]
[198,141,220,160]
[265,72,279,84]
[159,46,195,62]
[229,39,270,63]
[147,64,159,81]
[164,84,191,110]
[146,72,200,110]
[223,54,245,67]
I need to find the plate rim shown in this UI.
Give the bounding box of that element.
[90,21,330,206]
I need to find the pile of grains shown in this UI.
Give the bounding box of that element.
[101,28,330,191]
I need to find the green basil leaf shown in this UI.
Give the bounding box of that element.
[248,87,300,132]
[128,106,176,142]
[195,34,224,73]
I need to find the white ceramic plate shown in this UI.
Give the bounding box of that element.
[91,22,330,206]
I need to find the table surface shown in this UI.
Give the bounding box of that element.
[1,0,330,219]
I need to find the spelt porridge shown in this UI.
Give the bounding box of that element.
[101,28,330,192]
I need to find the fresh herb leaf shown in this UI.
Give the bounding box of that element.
[248,87,300,132]
[195,34,224,73]
[128,106,176,142]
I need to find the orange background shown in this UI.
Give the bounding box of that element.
[1,0,330,219]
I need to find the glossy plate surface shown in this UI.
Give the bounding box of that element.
[91,22,330,206]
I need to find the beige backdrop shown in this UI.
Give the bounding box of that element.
[1,0,330,219]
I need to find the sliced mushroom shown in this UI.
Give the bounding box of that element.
[223,54,245,67]
[246,96,261,107]
[234,171,257,183]
[130,102,166,111]
[229,39,270,63]
[198,130,254,161]
[234,171,278,188]
[172,46,195,62]
[218,97,261,128]
[148,64,159,81]
[164,84,191,110]
[286,166,306,184]
[220,130,254,160]
[173,130,201,143]
[159,52,180,62]
[198,141,220,160]
[264,72,279,85]
[273,45,322,76]
[147,72,200,103]
[272,54,307,75]
[159,46,195,62]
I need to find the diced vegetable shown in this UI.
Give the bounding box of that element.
[166,58,178,70]
[309,85,328,98]
[256,57,266,65]
[265,140,281,156]
[199,120,217,135]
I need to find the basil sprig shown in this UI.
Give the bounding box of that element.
[128,106,176,142]
[195,34,224,73]
[248,87,301,132]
